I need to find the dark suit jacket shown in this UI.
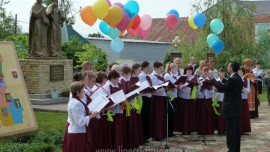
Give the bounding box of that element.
[211,73,243,118]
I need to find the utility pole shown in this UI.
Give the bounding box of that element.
[14,14,17,35]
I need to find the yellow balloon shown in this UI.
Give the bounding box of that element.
[92,0,109,19]
[107,6,123,25]
[188,14,198,30]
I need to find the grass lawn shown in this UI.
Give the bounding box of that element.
[259,87,268,103]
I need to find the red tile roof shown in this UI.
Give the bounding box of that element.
[254,15,270,23]
[122,17,197,44]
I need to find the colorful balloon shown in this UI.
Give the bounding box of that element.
[207,33,219,46]
[194,13,206,29]
[99,21,109,35]
[211,39,224,53]
[127,18,135,29]
[165,14,178,29]
[118,30,126,37]
[107,26,121,39]
[92,0,109,19]
[167,9,179,19]
[116,14,129,31]
[124,0,139,19]
[188,14,198,30]
[111,38,124,53]
[131,15,141,29]
[103,16,116,28]
[139,14,152,30]
[114,2,125,13]
[107,5,124,25]
[210,19,224,35]
[138,28,150,38]
[106,0,112,7]
[128,27,139,36]
[80,6,97,26]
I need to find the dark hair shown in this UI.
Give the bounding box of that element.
[70,82,84,97]
[239,66,245,74]
[184,65,193,74]
[73,71,87,81]
[96,71,108,84]
[256,62,261,65]
[122,66,132,75]
[141,61,150,70]
[109,62,119,71]
[153,61,163,68]
[108,70,120,80]
[230,61,240,72]
[218,67,226,73]
[132,63,141,74]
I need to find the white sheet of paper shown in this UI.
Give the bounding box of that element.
[109,90,126,104]
[125,89,140,99]
[88,95,110,112]
[138,80,150,92]
[90,87,108,100]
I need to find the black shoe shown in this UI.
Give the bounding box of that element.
[168,133,175,137]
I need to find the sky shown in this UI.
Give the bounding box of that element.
[5,0,196,37]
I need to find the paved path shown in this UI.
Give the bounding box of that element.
[33,102,270,151]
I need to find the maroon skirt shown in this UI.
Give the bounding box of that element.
[196,98,215,135]
[62,122,70,152]
[174,98,184,132]
[112,114,125,151]
[126,109,141,149]
[181,98,197,133]
[135,112,145,145]
[67,133,88,152]
[97,115,113,150]
[150,95,166,140]
[214,101,226,133]
[89,118,99,150]
[240,99,251,134]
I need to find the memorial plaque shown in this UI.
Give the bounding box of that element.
[50,65,64,82]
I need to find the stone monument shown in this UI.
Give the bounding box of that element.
[19,0,72,104]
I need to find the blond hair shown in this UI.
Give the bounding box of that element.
[111,65,123,75]
[165,62,177,73]
[86,71,97,81]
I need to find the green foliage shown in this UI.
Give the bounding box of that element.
[163,52,171,66]
[88,32,105,38]
[43,0,76,26]
[5,34,29,59]
[0,0,22,39]
[75,44,109,72]
[173,0,270,69]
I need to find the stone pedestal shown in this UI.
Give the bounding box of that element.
[19,57,73,94]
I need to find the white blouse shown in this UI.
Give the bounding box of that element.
[164,72,178,98]
[139,71,152,98]
[214,77,227,102]
[103,80,123,114]
[150,71,166,96]
[68,97,90,134]
[178,75,198,99]
[242,77,250,99]
[197,76,214,99]
[252,68,263,81]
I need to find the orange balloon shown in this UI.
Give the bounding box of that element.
[127,18,134,29]
[104,16,116,28]
[118,30,126,37]
[80,6,97,26]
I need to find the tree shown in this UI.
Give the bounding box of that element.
[75,45,109,72]
[172,0,270,69]
[0,0,22,39]
[88,32,105,38]
[43,0,76,26]
[5,34,28,59]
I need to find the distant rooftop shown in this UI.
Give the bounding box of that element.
[239,0,270,15]
[61,23,90,44]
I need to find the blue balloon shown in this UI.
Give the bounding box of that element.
[167,9,179,19]
[207,33,219,46]
[107,26,121,39]
[194,13,206,29]
[210,19,224,35]
[124,0,139,19]
[211,39,224,53]
[111,38,124,53]
[99,21,108,35]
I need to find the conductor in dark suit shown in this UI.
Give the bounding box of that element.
[209,61,243,152]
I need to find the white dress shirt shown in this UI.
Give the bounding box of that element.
[164,72,178,98]
[139,71,152,98]
[104,80,123,114]
[68,97,90,134]
[197,76,214,99]
[177,68,184,76]
[252,68,263,81]
[150,71,166,96]
[242,76,250,99]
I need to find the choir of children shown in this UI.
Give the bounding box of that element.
[63,60,253,152]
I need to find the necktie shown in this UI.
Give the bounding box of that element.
[146,75,153,86]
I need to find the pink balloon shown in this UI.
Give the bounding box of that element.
[140,14,152,30]
[128,27,139,36]
[139,28,150,38]
[116,14,130,31]
[106,0,112,7]
[113,2,125,13]
[165,14,178,29]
